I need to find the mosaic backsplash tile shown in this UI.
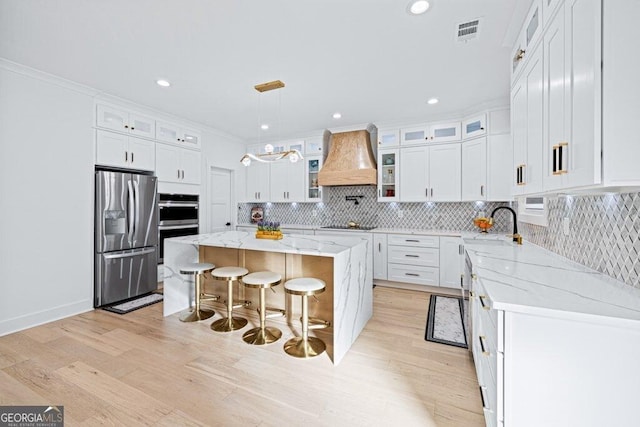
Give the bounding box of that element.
[238,186,513,232]
[519,192,640,289]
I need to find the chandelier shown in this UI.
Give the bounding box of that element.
[240,80,304,166]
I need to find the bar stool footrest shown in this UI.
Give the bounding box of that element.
[263,307,286,319]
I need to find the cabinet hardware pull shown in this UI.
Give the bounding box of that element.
[459,244,464,255]
[405,273,420,277]
[124,125,129,129]
[480,185,484,197]
[479,335,489,355]
[378,189,381,197]
[552,145,559,174]
[404,254,419,258]
[480,127,485,130]
[430,188,434,197]
[177,170,180,179]
[378,243,381,251]
[131,152,134,163]
[469,291,475,297]
[471,273,477,280]
[516,48,526,61]
[125,151,128,162]
[425,188,428,197]
[405,239,419,242]
[479,386,488,409]
[479,295,490,310]
[559,142,568,174]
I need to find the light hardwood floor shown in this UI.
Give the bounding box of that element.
[0,287,484,426]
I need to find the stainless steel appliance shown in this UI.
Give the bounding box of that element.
[158,193,199,263]
[95,170,158,307]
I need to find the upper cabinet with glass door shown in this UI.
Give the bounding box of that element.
[377,149,399,202]
[511,0,543,84]
[462,114,487,139]
[428,122,461,143]
[377,128,400,147]
[304,136,324,155]
[156,121,202,149]
[96,104,155,139]
[400,126,428,146]
[305,155,324,202]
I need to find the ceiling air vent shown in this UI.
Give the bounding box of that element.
[456,18,481,43]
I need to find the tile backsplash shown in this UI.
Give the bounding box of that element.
[519,192,640,289]
[239,186,512,232]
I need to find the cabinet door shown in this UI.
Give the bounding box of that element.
[429,122,461,143]
[378,149,399,201]
[401,126,429,146]
[305,137,324,155]
[399,146,428,202]
[128,136,155,172]
[156,121,181,144]
[96,130,128,168]
[269,161,289,202]
[377,128,400,147]
[180,149,201,185]
[246,162,270,201]
[439,237,463,289]
[96,104,128,132]
[305,156,323,202]
[463,114,487,139]
[182,129,202,149]
[128,113,155,139]
[512,76,527,195]
[487,134,513,201]
[542,6,568,192]
[543,0,563,27]
[462,137,487,201]
[429,144,461,201]
[287,159,305,202]
[155,143,180,183]
[373,233,387,280]
[524,45,544,195]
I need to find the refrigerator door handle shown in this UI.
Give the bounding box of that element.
[127,180,135,244]
[103,247,156,260]
[133,180,140,245]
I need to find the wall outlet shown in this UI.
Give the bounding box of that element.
[563,217,570,236]
[397,210,404,218]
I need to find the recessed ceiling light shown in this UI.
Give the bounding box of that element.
[408,0,430,15]
[332,112,342,119]
[156,79,171,87]
[261,124,269,130]
[427,98,439,105]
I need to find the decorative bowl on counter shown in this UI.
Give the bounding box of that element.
[473,217,493,233]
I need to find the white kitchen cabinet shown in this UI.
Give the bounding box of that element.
[512,42,543,196]
[487,134,513,201]
[304,137,324,155]
[372,233,387,281]
[155,143,201,185]
[305,155,324,202]
[376,128,400,148]
[542,0,563,28]
[386,234,439,287]
[462,114,487,139]
[156,121,202,149]
[96,104,155,139]
[245,161,270,202]
[462,137,487,201]
[270,158,305,202]
[429,121,461,143]
[511,0,543,83]
[400,144,461,202]
[95,129,155,171]
[439,237,463,289]
[400,125,429,146]
[377,149,399,201]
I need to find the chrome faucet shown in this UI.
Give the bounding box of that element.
[489,206,523,245]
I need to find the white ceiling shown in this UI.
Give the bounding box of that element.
[0,0,525,142]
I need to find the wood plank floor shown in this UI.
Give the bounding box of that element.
[0,287,484,426]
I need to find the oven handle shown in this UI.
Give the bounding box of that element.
[158,202,199,208]
[159,224,199,231]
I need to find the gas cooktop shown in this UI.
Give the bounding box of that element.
[320,225,377,231]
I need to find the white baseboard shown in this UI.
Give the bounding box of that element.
[0,299,93,337]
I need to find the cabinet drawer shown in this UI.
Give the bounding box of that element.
[388,246,438,267]
[388,264,439,286]
[387,234,439,248]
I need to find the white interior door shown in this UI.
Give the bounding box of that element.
[209,167,232,232]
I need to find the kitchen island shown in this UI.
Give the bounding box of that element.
[163,230,372,365]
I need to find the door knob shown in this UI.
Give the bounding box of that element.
[225,222,231,226]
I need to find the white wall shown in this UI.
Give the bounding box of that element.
[0,64,96,335]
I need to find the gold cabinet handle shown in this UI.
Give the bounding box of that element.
[479,295,490,310]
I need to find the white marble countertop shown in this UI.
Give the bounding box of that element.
[236,223,470,237]
[463,236,640,327]
[167,230,367,257]
[236,223,318,230]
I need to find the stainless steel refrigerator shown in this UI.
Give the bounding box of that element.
[95,170,158,307]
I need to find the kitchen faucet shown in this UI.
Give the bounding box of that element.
[489,206,523,245]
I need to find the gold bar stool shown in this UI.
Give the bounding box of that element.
[210,266,249,332]
[283,278,329,358]
[241,271,284,345]
[179,262,217,322]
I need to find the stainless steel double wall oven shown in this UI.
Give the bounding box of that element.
[158,193,199,263]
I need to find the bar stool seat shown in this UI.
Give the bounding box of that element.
[210,266,249,332]
[241,271,284,345]
[283,277,329,358]
[179,262,216,322]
